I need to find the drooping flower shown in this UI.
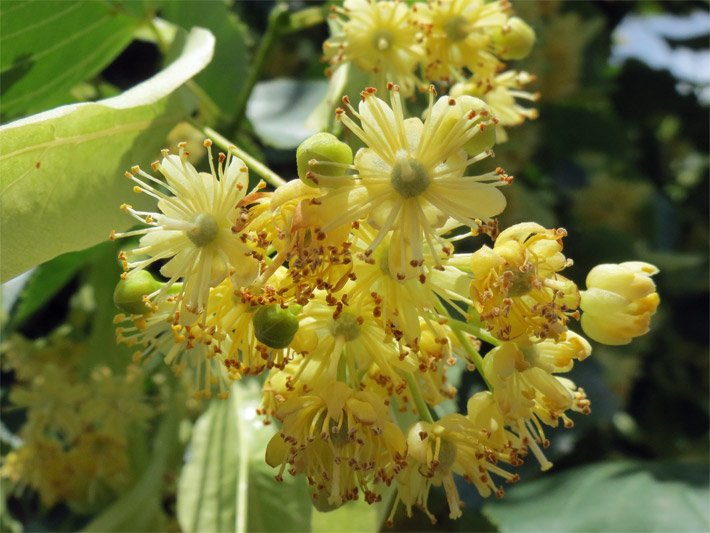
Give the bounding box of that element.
[324,0,425,96]
[482,342,590,470]
[392,413,519,523]
[313,85,509,280]
[470,222,580,343]
[265,381,407,507]
[580,261,660,345]
[112,141,259,313]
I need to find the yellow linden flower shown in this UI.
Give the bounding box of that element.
[451,70,539,142]
[9,364,90,442]
[79,366,154,439]
[316,85,508,280]
[265,381,407,507]
[470,222,580,343]
[393,414,519,523]
[203,271,299,379]
[115,302,232,400]
[347,225,472,347]
[264,180,355,304]
[1,439,73,507]
[324,0,425,96]
[580,261,660,345]
[290,288,416,390]
[523,330,592,373]
[113,140,259,313]
[416,0,511,84]
[483,342,590,470]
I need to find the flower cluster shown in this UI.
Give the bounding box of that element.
[109,88,659,521]
[1,332,153,508]
[106,1,660,523]
[323,0,539,137]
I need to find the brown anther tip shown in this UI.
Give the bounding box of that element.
[109,230,116,240]
[448,98,456,106]
[342,95,350,104]
[387,82,394,90]
[418,431,428,440]
[177,141,187,148]
[150,161,160,171]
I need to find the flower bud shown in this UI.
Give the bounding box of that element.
[252,304,300,349]
[580,261,660,345]
[113,270,162,315]
[492,17,536,60]
[430,96,497,156]
[296,132,353,187]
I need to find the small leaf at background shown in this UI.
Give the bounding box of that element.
[4,243,107,332]
[0,1,139,119]
[483,460,709,532]
[160,1,250,122]
[0,27,215,282]
[177,380,312,533]
[247,79,329,149]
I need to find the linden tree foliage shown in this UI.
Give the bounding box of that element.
[0,1,139,120]
[0,27,214,282]
[483,460,709,532]
[177,381,312,533]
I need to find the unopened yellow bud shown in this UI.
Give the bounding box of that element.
[493,17,536,60]
[296,132,353,187]
[113,270,162,315]
[580,262,660,345]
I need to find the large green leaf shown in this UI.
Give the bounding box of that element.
[177,381,312,533]
[483,460,709,532]
[160,1,250,121]
[0,1,139,119]
[311,489,394,533]
[0,27,215,282]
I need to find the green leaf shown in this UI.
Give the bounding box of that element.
[0,27,215,282]
[483,460,710,532]
[177,380,312,533]
[0,0,139,119]
[247,79,329,149]
[311,482,395,533]
[160,1,250,121]
[5,243,106,331]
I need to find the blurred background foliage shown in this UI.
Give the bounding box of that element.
[0,0,707,531]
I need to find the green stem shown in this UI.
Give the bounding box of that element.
[450,324,494,392]
[232,3,290,131]
[449,318,500,347]
[405,373,434,424]
[195,123,287,188]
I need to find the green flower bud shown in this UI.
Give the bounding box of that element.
[252,304,300,349]
[113,270,162,315]
[296,132,353,187]
[493,17,536,60]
